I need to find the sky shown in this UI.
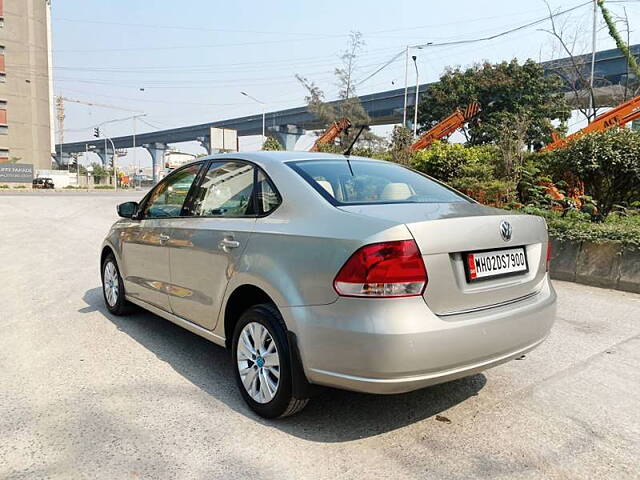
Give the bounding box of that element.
[51,0,640,168]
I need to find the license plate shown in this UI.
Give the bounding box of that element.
[465,247,528,282]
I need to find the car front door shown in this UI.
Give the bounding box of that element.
[120,163,203,311]
[166,160,264,329]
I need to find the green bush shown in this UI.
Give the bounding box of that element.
[94,185,115,190]
[548,128,640,217]
[522,206,640,249]
[411,141,516,205]
[412,142,479,182]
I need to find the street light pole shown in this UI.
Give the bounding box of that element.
[241,91,266,146]
[403,43,431,130]
[412,55,420,138]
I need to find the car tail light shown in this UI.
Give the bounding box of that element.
[546,239,552,272]
[334,240,427,297]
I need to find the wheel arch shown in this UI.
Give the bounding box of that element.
[100,244,115,270]
[223,284,278,349]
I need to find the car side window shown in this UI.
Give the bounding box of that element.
[256,169,281,215]
[143,164,201,218]
[191,161,256,217]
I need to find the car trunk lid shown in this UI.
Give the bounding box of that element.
[338,202,549,315]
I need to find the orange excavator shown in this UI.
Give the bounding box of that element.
[309,118,351,152]
[540,94,640,207]
[411,101,481,150]
[542,94,640,152]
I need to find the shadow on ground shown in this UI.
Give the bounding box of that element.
[82,287,486,442]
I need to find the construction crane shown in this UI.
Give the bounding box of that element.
[542,94,640,152]
[309,118,351,152]
[56,96,144,114]
[54,96,144,145]
[411,102,481,151]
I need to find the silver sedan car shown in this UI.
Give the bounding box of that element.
[101,152,556,418]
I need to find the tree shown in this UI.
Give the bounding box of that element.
[388,126,413,165]
[549,128,640,217]
[296,31,378,148]
[90,162,110,182]
[541,1,601,122]
[416,59,570,147]
[261,136,283,151]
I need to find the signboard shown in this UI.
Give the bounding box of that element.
[210,127,238,152]
[0,163,34,183]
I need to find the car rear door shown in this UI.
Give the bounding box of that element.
[166,160,267,330]
[120,163,203,312]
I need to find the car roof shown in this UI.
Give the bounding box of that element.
[196,151,384,169]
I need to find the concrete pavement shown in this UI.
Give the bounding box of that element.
[0,192,638,479]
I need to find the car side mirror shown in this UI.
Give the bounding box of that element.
[117,201,139,219]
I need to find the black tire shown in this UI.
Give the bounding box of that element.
[101,253,133,316]
[232,303,309,418]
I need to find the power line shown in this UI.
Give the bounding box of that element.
[354,0,595,87]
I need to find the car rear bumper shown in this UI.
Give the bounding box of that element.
[282,277,556,394]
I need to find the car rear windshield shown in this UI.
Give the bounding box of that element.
[288,159,468,205]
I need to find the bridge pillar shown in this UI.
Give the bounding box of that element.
[143,142,169,184]
[95,150,108,167]
[268,125,306,151]
[196,136,211,155]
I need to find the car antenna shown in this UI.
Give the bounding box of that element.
[342,124,368,175]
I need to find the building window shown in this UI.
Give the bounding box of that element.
[0,99,6,133]
[0,0,4,26]
[0,149,8,164]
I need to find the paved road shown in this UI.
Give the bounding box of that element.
[1,192,638,479]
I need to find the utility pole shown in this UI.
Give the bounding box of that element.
[403,46,410,128]
[412,55,420,138]
[589,0,597,121]
[133,116,137,188]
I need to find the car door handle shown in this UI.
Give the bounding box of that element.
[219,238,240,250]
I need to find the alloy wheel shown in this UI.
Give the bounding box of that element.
[236,322,280,404]
[103,261,119,307]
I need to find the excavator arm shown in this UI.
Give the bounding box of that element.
[542,94,640,152]
[411,102,481,151]
[309,118,351,152]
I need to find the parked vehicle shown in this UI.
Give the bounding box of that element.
[101,152,556,418]
[33,177,55,189]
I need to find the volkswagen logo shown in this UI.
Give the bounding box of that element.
[500,220,513,242]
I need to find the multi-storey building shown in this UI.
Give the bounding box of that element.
[0,0,54,169]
